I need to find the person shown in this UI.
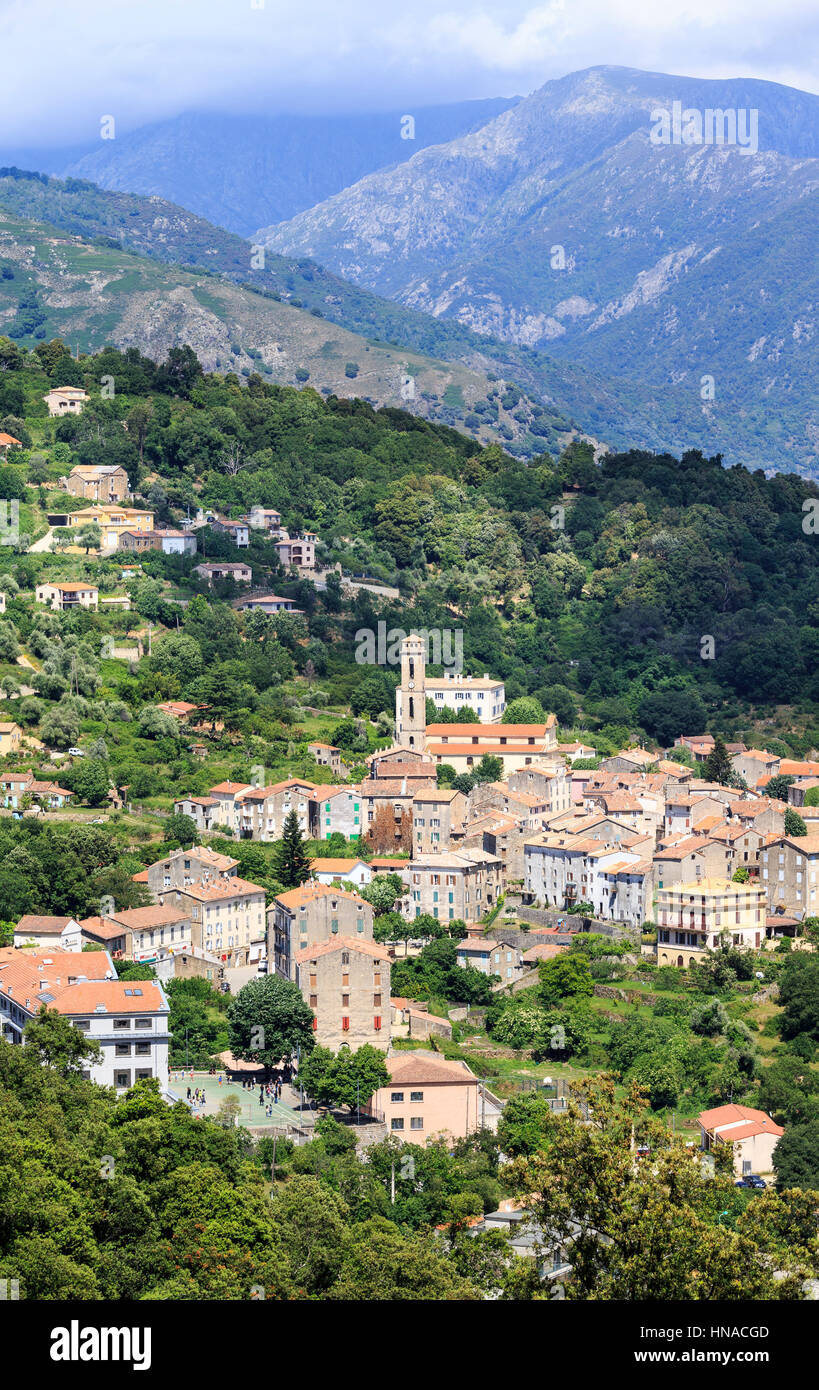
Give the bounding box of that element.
[259,1091,264,1105]
[186,1086,191,1101]
[218,1074,223,1086]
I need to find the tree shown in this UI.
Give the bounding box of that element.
[272,810,311,889]
[778,956,819,1041]
[23,1007,103,1076]
[504,696,544,723]
[162,813,197,847]
[68,758,110,807]
[785,809,808,838]
[538,953,594,1006]
[702,735,733,785]
[773,1120,819,1192]
[766,774,795,804]
[78,522,102,553]
[228,975,315,1073]
[472,754,503,784]
[506,1077,807,1299]
[359,873,404,918]
[637,689,707,747]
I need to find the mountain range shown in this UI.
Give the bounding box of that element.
[13,101,518,238]
[260,66,819,476]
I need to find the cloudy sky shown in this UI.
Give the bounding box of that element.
[2,0,818,144]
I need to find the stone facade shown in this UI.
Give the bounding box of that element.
[269,881,375,981]
[295,938,390,1051]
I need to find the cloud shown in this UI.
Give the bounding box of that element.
[1,0,818,145]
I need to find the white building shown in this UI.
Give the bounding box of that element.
[13,915,83,952]
[425,673,506,722]
[0,947,170,1091]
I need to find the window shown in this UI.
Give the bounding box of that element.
[115,1042,131,1056]
[309,995,318,1008]
[341,951,349,965]
[113,1018,130,1030]
[391,1092,404,1103]
[342,1016,350,1031]
[135,1069,152,1080]
[410,1091,423,1102]
[135,1042,151,1056]
[374,1016,382,1030]
[391,1118,404,1131]
[311,1017,318,1031]
[114,1071,131,1088]
[342,993,350,1007]
[410,1117,424,1130]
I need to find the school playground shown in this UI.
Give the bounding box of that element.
[168,1070,311,1129]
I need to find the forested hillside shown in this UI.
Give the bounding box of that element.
[0,336,817,778]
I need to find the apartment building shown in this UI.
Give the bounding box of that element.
[655,877,766,967]
[405,849,503,926]
[275,533,317,569]
[145,845,239,895]
[760,834,819,916]
[524,832,653,923]
[295,937,390,1050]
[373,1052,498,1144]
[157,878,266,966]
[88,904,193,962]
[507,764,573,815]
[0,947,169,1091]
[424,672,506,722]
[269,881,374,980]
[424,721,559,776]
[663,794,726,839]
[313,785,362,841]
[35,581,98,611]
[731,749,781,786]
[412,788,467,852]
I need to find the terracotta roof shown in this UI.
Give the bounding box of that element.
[49,980,167,1016]
[382,1053,477,1086]
[15,915,79,934]
[274,881,367,911]
[310,858,367,873]
[698,1103,783,1139]
[208,781,252,795]
[295,937,387,964]
[426,723,552,737]
[173,876,264,902]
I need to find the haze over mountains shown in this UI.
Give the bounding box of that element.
[45,101,518,237]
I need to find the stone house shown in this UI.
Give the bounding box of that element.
[411,787,467,853]
[295,937,390,1051]
[759,833,819,917]
[405,849,503,927]
[269,881,374,981]
[64,464,130,503]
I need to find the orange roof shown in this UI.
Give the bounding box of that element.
[698,1103,783,1139]
[310,858,367,873]
[208,781,252,795]
[275,880,367,911]
[173,876,264,902]
[49,980,167,1015]
[295,937,387,964]
[0,432,21,447]
[381,1053,477,1086]
[427,723,551,737]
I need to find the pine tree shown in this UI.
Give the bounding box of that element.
[273,810,312,888]
[702,735,733,785]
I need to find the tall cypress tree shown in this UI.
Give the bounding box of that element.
[702,735,733,786]
[274,810,312,888]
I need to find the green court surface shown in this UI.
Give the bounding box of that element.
[168,1071,308,1129]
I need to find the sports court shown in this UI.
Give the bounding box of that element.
[168,1071,311,1129]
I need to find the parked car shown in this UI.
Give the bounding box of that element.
[257,960,268,974]
[68,747,86,757]
[735,1175,767,1189]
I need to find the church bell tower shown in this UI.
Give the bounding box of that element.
[395,633,426,749]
